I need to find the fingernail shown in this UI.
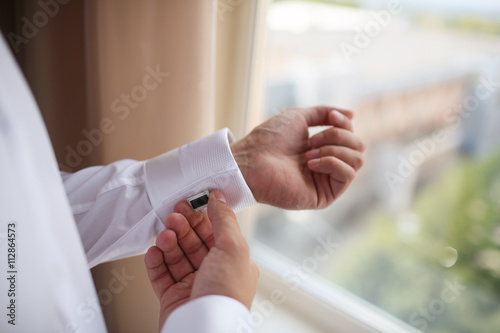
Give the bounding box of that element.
[213,190,226,203]
[308,158,321,168]
[310,132,324,147]
[305,149,319,160]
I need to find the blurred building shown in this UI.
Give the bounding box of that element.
[255,1,500,266]
[263,2,500,212]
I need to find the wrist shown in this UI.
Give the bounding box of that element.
[230,137,257,200]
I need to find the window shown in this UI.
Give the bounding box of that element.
[249,1,500,332]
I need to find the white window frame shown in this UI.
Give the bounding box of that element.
[252,242,422,333]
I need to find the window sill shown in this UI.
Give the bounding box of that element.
[251,242,421,333]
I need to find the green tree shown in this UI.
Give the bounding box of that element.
[332,152,500,332]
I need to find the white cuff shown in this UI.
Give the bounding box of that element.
[144,128,256,221]
[162,295,253,333]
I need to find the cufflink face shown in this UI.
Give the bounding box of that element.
[187,190,210,211]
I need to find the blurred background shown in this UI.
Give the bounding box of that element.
[1,0,499,332]
[252,1,500,332]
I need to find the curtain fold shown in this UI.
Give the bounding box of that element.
[84,1,218,331]
[85,0,217,165]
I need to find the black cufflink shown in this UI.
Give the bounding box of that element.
[187,190,210,211]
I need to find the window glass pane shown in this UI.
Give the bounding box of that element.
[252,1,500,332]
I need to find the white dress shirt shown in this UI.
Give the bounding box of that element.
[0,33,255,332]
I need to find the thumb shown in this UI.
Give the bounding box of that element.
[207,190,242,243]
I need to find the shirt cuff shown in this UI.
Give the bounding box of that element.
[162,295,253,333]
[144,128,256,222]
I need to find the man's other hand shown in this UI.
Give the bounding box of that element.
[232,106,365,210]
[144,190,259,329]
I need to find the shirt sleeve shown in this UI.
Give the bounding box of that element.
[162,295,253,333]
[62,128,256,268]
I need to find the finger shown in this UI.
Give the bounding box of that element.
[329,110,354,132]
[144,245,176,300]
[309,127,365,151]
[164,211,209,270]
[305,146,364,171]
[174,201,215,249]
[155,227,195,282]
[307,156,356,185]
[300,106,354,127]
[206,190,246,251]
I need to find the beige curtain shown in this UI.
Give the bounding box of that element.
[86,2,218,331]
[15,0,265,332]
[85,0,218,164]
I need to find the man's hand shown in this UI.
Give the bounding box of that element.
[144,190,259,329]
[231,106,365,210]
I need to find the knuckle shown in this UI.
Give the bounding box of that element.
[204,233,215,246]
[358,139,366,152]
[184,239,204,254]
[220,205,237,220]
[329,128,342,141]
[189,211,205,228]
[346,167,356,181]
[354,152,365,170]
[326,157,338,169]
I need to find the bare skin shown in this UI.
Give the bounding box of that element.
[145,105,365,330]
[144,190,259,329]
[231,105,365,210]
